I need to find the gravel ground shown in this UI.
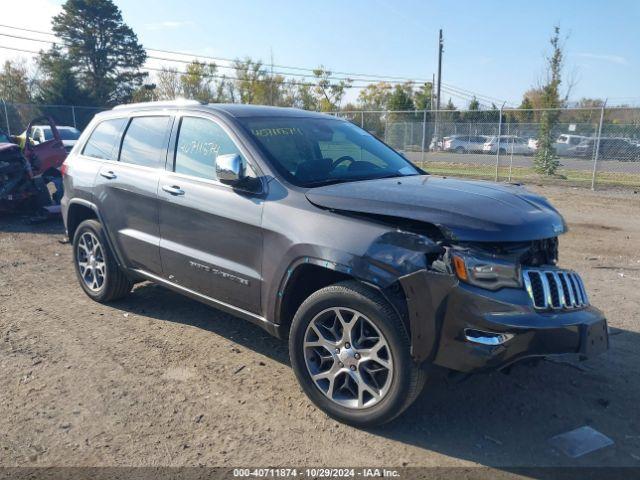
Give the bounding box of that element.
[1,185,639,469]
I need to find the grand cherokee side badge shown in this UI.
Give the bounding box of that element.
[188,261,249,286]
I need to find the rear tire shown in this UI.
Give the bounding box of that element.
[289,280,427,427]
[72,219,132,302]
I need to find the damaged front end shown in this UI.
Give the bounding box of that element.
[354,218,607,374]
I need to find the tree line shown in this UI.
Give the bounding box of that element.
[0,0,623,176]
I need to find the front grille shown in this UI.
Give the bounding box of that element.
[523,269,589,310]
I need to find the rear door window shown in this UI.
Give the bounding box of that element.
[82,118,127,160]
[119,116,172,168]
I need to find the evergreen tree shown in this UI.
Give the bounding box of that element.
[51,0,147,105]
[37,46,90,106]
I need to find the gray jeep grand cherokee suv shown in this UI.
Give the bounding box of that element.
[62,101,608,426]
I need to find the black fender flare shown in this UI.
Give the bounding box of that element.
[66,198,127,270]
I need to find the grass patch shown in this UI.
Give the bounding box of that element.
[414,161,640,189]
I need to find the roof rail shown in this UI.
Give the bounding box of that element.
[112,99,205,110]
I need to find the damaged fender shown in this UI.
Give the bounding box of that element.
[273,227,455,364]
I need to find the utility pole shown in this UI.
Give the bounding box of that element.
[434,29,443,140]
[270,48,274,106]
[436,29,443,112]
[430,73,435,110]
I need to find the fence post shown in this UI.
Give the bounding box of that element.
[71,106,77,129]
[360,110,364,128]
[421,109,427,163]
[1,99,10,135]
[591,101,607,191]
[494,102,505,181]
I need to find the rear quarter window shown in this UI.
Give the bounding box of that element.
[82,118,127,160]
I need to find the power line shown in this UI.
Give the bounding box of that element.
[441,82,512,105]
[0,23,512,105]
[0,31,433,85]
[0,44,374,90]
[440,86,493,107]
[0,23,433,83]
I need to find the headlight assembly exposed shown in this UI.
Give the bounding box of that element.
[452,252,522,290]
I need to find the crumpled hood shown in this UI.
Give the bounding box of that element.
[305,175,566,242]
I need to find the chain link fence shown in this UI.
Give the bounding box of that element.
[0,101,105,136]
[336,107,640,190]
[1,101,638,190]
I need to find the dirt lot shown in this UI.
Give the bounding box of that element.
[1,185,639,469]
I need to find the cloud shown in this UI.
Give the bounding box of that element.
[576,52,629,66]
[145,21,195,31]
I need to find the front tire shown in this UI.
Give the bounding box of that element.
[72,219,133,302]
[289,281,427,427]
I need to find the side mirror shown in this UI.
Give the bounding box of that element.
[216,153,245,185]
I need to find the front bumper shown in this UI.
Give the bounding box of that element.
[399,270,609,374]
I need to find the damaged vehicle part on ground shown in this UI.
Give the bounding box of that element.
[61,101,608,427]
[0,117,67,214]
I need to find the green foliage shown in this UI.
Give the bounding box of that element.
[37,46,91,106]
[0,60,35,133]
[312,66,352,112]
[413,82,433,110]
[0,60,31,103]
[181,61,219,103]
[358,82,392,110]
[387,84,415,112]
[534,26,564,176]
[51,0,147,105]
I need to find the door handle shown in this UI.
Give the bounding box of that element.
[100,170,116,180]
[162,185,185,196]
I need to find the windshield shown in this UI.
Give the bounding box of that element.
[238,116,420,187]
[40,127,80,141]
[58,128,80,140]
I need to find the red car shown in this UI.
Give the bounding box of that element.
[0,116,68,213]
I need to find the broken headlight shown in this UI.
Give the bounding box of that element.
[452,252,522,290]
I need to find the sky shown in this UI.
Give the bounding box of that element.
[1,0,639,107]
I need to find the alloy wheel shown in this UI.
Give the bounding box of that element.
[303,307,393,409]
[76,231,106,292]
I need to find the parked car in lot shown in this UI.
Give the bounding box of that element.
[443,135,487,153]
[62,101,608,426]
[482,136,532,155]
[25,125,81,153]
[573,138,640,161]
[529,134,591,157]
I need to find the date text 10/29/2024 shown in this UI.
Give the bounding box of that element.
[233,468,401,478]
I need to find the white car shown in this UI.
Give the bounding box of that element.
[482,136,532,155]
[528,134,591,157]
[28,125,81,153]
[443,135,488,153]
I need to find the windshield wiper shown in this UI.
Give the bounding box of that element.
[302,178,354,187]
[303,173,420,188]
